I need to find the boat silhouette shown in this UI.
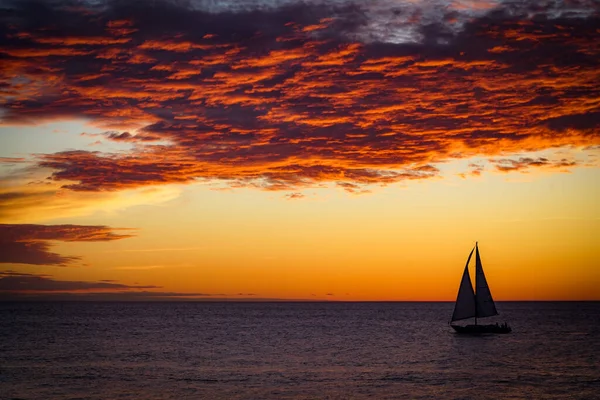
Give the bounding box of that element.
[450,242,511,334]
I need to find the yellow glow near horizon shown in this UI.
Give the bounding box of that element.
[11,162,596,301]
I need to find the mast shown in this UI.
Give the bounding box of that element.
[474,242,478,326]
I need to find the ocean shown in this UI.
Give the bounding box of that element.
[1,302,599,399]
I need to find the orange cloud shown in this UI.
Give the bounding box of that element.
[0,0,598,193]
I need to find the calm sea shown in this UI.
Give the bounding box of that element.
[1,302,599,399]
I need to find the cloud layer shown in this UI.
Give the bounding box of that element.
[0,224,134,265]
[0,270,157,291]
[0,271,266,301]
[1,0,598,192]
[0,270,228,300]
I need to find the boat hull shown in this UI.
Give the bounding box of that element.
[451,324,511,334]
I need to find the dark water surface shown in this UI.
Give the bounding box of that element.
[1,302,599,399]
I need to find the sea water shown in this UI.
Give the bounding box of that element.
[1,302,599,399]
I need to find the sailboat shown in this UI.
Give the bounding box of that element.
[450,242,511,334]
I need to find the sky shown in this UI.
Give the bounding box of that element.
[0,0,599,301]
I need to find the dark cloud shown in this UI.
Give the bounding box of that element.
[0,292,280,301]
[0,0,598,191]
[105,131,133,141]
[544,112,600,132]
[0,270,50,277]
[0,192,38,202]
[0,270,267,300]
[0,270,224,300]
[0,273,158,291]
[0,240,79,266]
[0,224,135,266]
[1,223,135,242]
[493,157,577,173]
[285,192,305,200]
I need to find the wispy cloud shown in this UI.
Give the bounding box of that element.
[493,157,578,173]
[458,162,485,179]
[112,265,166,270]
[106,247,204,253]
[0,157,27,164]
[285,192,305,200]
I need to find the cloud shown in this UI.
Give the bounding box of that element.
[0,270,263,300]
[458,162,484,178]
[111,265,166,270]
[0,291,274,301]
[108,246,203,253]
[0,223,135,266]
[0,270,225,300]
[0,157,27,164]
[493,157,577,173]
[285,192,305,200]
[0,0,598,193]
[0,270,49,277]
[336,182,371,194]
[0,271,157,291]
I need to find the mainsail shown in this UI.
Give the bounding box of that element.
[474,244,498,318]
[451,248,476,322]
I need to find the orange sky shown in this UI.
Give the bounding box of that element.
[1,0,599,301]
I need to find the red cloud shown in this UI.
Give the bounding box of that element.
[0,1,598,192]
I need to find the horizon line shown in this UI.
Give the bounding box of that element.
[1,298,599,303]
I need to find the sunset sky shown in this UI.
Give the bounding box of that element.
[1,0,598,301]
